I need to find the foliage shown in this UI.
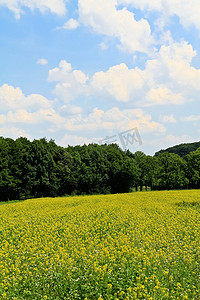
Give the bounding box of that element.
[155,141,200,157]
[184,148,200,189]
[1,136,200,201]
[155,152,188,190]
[0,138,138,201]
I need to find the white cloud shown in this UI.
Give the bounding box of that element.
[0,114,6,124]
[92,41,200,105]
[91,63,144,102]
[7,108,65,125]
[59,134,92,147]
[117,0,163,11]
[63,106,165,134]
[159,115,177,123]
[144,41,196,89]
[0,126,32,140]
[7,109,35,124]
[0,0,67,18]
[59,104,83,115]
[48,60,89,102]
[117,0,200,30]
[78,0,154,54]
[0,84,167,152]
[0,84,53,111]
[0,84,25,110]
[37,58,48,65]
[0,84,66,135]
[150,134,195,153]
[48,41,200,106]
[95,41,200,105]
[55,106,165,153]
[181,115,200,122]
[61,18,79,30]
[146,87,184,105]
[99,42,108,51]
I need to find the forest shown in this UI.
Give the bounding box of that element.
[0,136,200,201]
[155,140,200,157]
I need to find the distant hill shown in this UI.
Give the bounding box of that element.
[155,141,200,157]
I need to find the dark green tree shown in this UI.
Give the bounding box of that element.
[184,148,200,188]
[156,152,188,190]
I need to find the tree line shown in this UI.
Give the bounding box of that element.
[155,140,200,157]
[0,136,200,201]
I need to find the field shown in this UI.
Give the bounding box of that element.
[0,190,199,300]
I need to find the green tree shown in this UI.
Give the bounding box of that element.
[156,152,188,190]
[132,151,146,191]
[184,148,200,188]
[0,137,15,201]
[29,138,56,198]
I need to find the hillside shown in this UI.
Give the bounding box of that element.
[155,141,200,157]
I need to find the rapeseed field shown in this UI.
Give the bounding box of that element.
[0,190,199,299]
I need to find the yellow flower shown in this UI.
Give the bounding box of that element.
[163,270,168,276]
[177,282,181,289]
[0,190,199,299]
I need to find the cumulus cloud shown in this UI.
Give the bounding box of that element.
[78,0,154,54]
[0,114,6,124]
[48,60,145,103]
[59,104,83,115]
[117,0,200,30]
[61,18,79,30]
[146,87,184,105]
[49,41,200,106]
[7,108,65,125]
[99,42,108,51]
[91,63,144,102]
[63,106,165,134]
[148,134,195,154]
[0,84,166,151]
[93,41,200,105]
[0,84,25,110]
[59,134,92,147]
[0,83,66,133]
[58,107,165,149]
[0,0,67,18]
[181,115,200,122]
[37,58,48,65]
[48,60,89,102]
[159,115,177,123]
[0,126,32,140]
[0,84,53,111]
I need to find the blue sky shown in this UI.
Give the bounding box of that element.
[1,0,200,155]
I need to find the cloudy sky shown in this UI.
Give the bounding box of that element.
[1,0,200,155]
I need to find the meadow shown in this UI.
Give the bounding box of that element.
[0,190,199,299]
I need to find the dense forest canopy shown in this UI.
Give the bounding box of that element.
[0,136,200,201]
[155,141,200,157]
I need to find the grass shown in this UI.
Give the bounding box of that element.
[0,190,199,299]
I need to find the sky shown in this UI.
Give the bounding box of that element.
[0,0,200,155]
